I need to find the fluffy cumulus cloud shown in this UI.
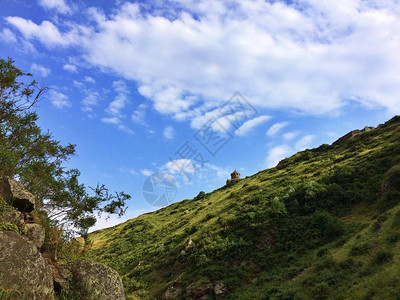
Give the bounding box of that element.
[38,0,71,14]
[6,0,400,120]
[48,90,70,108]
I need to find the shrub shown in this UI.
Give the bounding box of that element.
[349,242,371,256]
[386,232,400,244]
[194,191,206,201]
[312,282,330,300]
[373,250,393,265]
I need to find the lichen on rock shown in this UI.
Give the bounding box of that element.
[0,230,54,300]
[71,260,125,300]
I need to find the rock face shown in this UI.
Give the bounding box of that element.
[71,260,125,300]
[162,281,183,299]
[185,282,213,299]
[0,177,35,212]
[0,204,24,227]
[213,281,227,299]
[22,223,46,249]
[332,126,375,146]
[0,230,54,299]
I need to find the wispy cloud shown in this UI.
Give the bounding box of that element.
[163,126,175,140]
[235,115,271,136]
[141,169,153,177]
[266,145,292,168]
[131,103,148,125]
[63,64,77,73]
[0,28,17,43]
[84,76,95,84]
[267,122,289,137]
[295,135,315,151]
[31,63,51,77]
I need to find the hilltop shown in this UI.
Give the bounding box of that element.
[87,116,400,299]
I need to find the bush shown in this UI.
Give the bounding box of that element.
[349,242,371,256]
[194,191,206,201]
[312,282,330,300]
[386,232,400,244]
[373,250,393,265]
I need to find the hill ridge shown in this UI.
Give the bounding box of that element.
[87,115,400,300]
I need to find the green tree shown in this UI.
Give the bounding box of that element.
[0,57,130,237]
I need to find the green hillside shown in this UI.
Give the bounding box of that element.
[87,116,400,300]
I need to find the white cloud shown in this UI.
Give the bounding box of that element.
[63,64,77,73]
[101,117,119,125]
[131,103,148,125]
[7,17,77,48]
[8,0,400,119]
[84,76,95,84]
[266,145,292,168]
[106,80,130,117]
[295,135,315,151]
[267,122,289,137]
[82,91,99,111]
[31,63,51,77]
[163,126,175,140]
[0,28,17,43]
[38,0,71,14]
[141,169,153,177]
[204,163,230,179]
[117,124,134,135]
[235,115,271,136]
[283,131,298,141]
[164,159,195,175]
[88,209,147,233]
[48,90,71,109]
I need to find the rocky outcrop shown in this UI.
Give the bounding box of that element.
[22,223,45,249]
[0,177,126,299]
[0,230,54,299]
[332,126,375,146]
[213,281,227,299]
[185,282,214,300]
[0,204,24,227]
[0,176,35,212]
[71,260,125,300]
[175,281,228,300]
[162,281,184,299]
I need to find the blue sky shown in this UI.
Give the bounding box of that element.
[1,0,399,231]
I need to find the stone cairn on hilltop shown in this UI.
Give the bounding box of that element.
[226,170,241,187]
[0,176,125,300]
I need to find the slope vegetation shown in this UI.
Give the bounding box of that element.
[87,116,400,299]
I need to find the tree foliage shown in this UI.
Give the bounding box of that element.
[0,57,130,236]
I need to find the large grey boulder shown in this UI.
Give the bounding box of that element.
[71,260,125,300]
[0,204,24,227]
[0,230,54,299]
[22,223,46,249]
[0,177,35,212]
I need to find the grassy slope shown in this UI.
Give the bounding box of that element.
[87,116,400,300]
